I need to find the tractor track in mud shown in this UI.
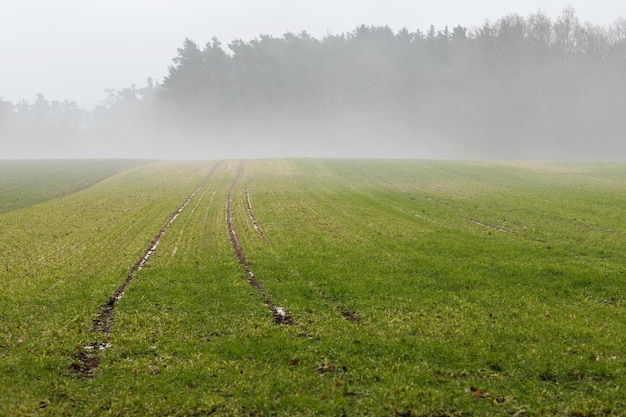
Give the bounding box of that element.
[69,163,222,377]
[227,162,293,325]
[237,171,359,323]
[245,189,268,244]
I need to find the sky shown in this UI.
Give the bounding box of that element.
[1,0,625,109]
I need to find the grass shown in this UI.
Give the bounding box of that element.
[0,159,150,214]
[1,159,626,415]
[0,160,217,414]
[241,160,626,415]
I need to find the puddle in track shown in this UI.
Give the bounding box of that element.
[69,163,221,377]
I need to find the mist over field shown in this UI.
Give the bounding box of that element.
[2,7,626,161]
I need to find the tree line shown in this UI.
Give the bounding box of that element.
[3,7,626,159]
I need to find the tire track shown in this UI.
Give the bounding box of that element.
[90,187,200,333]
[261,179,362,322]
[460,216,517,235]
[69,163,221,377]
[245,189,268,244]
[227,161,293,325]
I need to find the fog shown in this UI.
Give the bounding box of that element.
[2,8,626,161]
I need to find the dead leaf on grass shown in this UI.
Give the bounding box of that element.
[469,386,490,398]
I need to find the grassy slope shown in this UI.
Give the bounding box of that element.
[2,159,626,416]
[0,159,150,214]
[244,160,626,415]
[0,161,217,415]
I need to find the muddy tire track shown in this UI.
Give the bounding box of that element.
[90,187,200,333]
[227,162,293,325]
[69,163,221,377]
[245,190,268,244]
[243,180,358,322]
[263,181,363,322]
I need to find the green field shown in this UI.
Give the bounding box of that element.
[2,159,626,416]
[0,159,151,214]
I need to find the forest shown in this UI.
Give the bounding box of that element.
[2,7,626,159]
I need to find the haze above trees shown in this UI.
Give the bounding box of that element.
[2,7,626,160]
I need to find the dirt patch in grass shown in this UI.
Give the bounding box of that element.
[68,349,100,377]
[340,308,360,322]
[227,162,293,325]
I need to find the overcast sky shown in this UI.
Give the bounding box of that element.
[1,0,624,109]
